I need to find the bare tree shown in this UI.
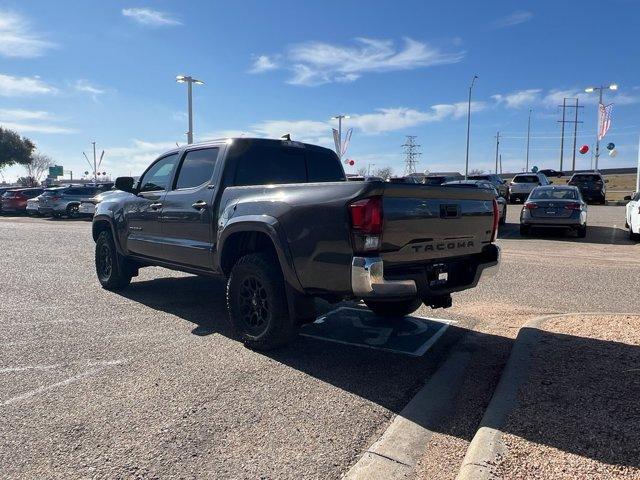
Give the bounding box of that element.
[356,166,368,176]
[373,167,393,180]
[469,168,485,175]
[24,153,55,184]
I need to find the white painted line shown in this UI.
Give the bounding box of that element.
[0,359,126,407]
[0,364,64,374]
[300,306,455,357]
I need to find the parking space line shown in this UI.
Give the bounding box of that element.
[1,359,126,407]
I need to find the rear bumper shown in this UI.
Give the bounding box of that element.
[351,244,500,299]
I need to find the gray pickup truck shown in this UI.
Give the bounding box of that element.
[92,138,500,349]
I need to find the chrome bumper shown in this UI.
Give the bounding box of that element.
[351,256,417,298]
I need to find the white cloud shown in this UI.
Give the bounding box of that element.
[122,8,181,26]
[493,11,533,28]
[0,109,75,134]
[104,140,180,175]
[0,74,57,97]
[0,10,55,58]
[543,88,639,107]
[0,122,76,134]
[73,79,105,96]
[492,89,541,108]
[253,37,464,86]
[249,55,279,73]
[0,109,51,121]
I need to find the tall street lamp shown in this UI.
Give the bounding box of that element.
[176,75,204,144]
[465,74,478,179]
[331,114,350,160]
[526,109,532,172]
[584,83,617,171]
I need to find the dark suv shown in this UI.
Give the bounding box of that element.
[568,172,607,204]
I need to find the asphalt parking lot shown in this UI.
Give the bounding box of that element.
[1,206,638,479]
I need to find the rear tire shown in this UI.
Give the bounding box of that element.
[95,230,132,290]
[630,227,640,241]
[227,253,298,350]
[364,298,422,318]
[66,203,80,218]
[577,224,587,238]
[520,224,531,236]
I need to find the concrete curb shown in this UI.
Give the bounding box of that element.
[343,332,480,479]
[455,313,573,480]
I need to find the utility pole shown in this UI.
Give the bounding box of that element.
[557,98,584,173]
[559,98,566,171]
[465,74,478,179]
[499,153,503,174]
[584,83,617,171]
[92,141,97,183]
[494,131,500,174]
[526,109,532,172]
[402,135,421,175]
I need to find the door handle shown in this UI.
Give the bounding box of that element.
[150,202,163,210]
[192,200,208,210]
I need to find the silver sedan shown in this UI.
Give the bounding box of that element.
[520,185,587,237]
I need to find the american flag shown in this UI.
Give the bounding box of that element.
[598,103,613,140]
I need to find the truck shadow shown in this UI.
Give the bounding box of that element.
[117,275,639,470]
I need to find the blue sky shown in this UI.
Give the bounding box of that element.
[1,0,639,182]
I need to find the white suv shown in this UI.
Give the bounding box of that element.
[509,173,551,204]
[626,191,640,240]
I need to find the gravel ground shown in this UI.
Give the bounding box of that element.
[414,205,640,480]
[495,314,640,479]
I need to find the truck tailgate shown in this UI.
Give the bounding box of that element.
[379,184,495,265]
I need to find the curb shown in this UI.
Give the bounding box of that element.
[455,313,569,480]
[343,332,480,479]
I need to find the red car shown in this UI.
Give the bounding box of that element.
[1,188,44,214]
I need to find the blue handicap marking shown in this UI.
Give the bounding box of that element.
[300,306,453,357]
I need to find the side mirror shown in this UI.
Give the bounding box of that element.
[624,195,632,201]
[115,176,135,193]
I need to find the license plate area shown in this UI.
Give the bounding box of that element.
[428,263,448,286]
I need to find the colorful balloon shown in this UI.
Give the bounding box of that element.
[609,148,618,157]
[579,145,589,154]
[606,142,615,151]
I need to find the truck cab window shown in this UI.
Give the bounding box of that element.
[174,148,219,190]
[139,154,179,192]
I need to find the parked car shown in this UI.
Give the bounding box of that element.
[79,189,127,217]
[520,185,587,237]
[509,173,551,203]
[443,179,507,225]
[468,173,510,199]
[92,138,500,350]
[625,191,640,240]
[38,185,108,218]
[0,187,13,213]
[1,188,44,214]
[539,169,564,178]
[26,197,41,216]
[567,172,608,204]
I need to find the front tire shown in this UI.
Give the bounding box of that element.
[364,298,422,318]
[95,230,132,291]
[66,203,80,218]
[227,253,298,350]
[499,205,507,225]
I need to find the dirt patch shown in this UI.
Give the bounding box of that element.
[495,314,640,479]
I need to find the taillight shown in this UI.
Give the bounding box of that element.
[349,196,383,252]
[524,202,538,210]
[491,198,499,242]
[564,202,582,210]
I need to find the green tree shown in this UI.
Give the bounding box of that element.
[0,127,35,170]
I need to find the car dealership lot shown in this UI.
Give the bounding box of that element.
[1,206,638,479]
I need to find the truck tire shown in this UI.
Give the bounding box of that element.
[520,224,531,236]
[95,230,132,290]
[364,298,422,318]
[227,252,298,350]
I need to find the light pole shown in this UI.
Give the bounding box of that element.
[584,83,617,171]
[465,75,478,179]
[176,75,204,144]
[526,109,532,172]
[331,114,350,160]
